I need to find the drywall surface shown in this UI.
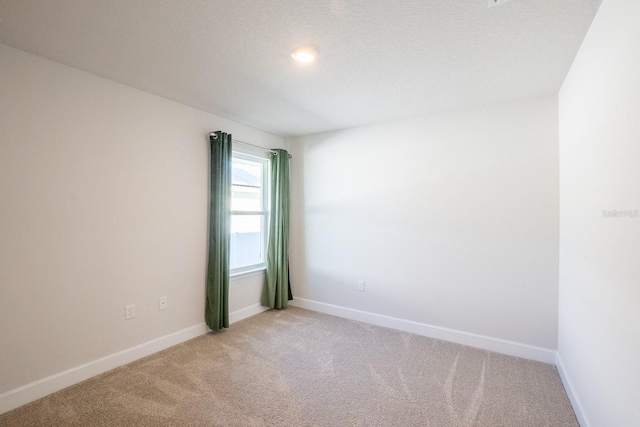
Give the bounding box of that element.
[0,44,282,395]
[558,1,640,425]
[288,95,559,350]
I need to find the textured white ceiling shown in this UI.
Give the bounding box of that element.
[0,0,601,136]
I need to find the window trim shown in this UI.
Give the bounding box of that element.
[229,151,270,276]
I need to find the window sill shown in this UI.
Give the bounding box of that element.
[230,268,266,281]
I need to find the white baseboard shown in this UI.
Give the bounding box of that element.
[1,300,558,416]
[290,298,557,364]
[0,322,208,415]
[556,353,590,427]
[230,303,270,324]
[0,303,269,415]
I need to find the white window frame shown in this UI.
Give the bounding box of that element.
[230,151,270,276]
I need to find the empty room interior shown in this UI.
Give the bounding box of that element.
[0,0,638,426]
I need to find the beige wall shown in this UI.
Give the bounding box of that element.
[287,95,560,353]
[558,0,640,425]
[0,43,282,397]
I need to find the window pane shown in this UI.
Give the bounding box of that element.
[230,153,268,274]
[230,215,265,270]
[232,160,263,212]
[232,184,262,211]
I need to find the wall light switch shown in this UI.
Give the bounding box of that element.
[357,280,365,291]
[159,296,167,310]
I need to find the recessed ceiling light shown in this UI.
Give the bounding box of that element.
[291,46,318,63]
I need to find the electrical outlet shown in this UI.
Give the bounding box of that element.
[125,304,135,320]
[159,296,167,310]
[357,280,365,291]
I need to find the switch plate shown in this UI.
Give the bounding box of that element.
[125,304,135,320]
[357,280,365,291]
[159,296,167,310]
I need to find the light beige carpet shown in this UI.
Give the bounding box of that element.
[0,307,578,426]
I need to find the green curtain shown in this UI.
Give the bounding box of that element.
[262,149,292,309]
[205,131,231,330]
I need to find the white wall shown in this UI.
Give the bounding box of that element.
[288,95,560,354]
[558,1,640,426]
[0,44,282,403]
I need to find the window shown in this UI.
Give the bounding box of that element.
[230,152,269,275]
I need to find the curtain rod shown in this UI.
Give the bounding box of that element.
[209,132,291,158]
